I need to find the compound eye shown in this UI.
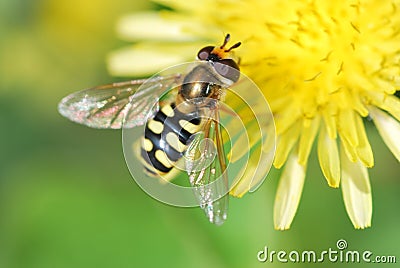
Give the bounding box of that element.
[197,46,214,60]
[214,59,240,82]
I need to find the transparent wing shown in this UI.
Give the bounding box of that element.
[185,107,229,225]
[58,74,181,129]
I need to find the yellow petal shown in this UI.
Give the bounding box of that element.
[367,91,400,122]
[322,106,337,139]
[226,120,258,163]
[318,120,340,188]
[339,133,358,163]
[248,142,275,193]
[227,106,276,196]
[230,163,257,198]
[274,107,301,135]
[368,106,400,162]
[352,93,369,117]
[116,12,203,42]
[338,109,358,147]
[107,43,200,76]
[230,138,275,197]
[273,121,301,168]
[340,142,372,229]
[274,153,306,230]
[354,115,374,167]
[298,115,320,166]
[382,95,400,122]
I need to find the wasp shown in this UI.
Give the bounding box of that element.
[58,34,243,225]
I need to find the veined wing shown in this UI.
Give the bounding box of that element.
[185,107,229,225]
[58,74,181,129]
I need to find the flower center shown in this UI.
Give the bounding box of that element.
[225,1,399,123]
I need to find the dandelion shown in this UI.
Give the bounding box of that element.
[108,0,400,230]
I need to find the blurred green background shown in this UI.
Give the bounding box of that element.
[0,1,399,267]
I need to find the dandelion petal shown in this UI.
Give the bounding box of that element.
[116,12,200,41]
[369,92,400,122]
[340,143,372,229]
[274,153,306,230]
[322,107,337,139]
[107,43,198,76]
[340,134,358,163]
[298,116,320,166]
[338,109,359,147]
[318,121,340,188]
[354,115,374,167]
[368,106,400,162]
[273,121,301,169]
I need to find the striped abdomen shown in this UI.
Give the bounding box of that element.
[141,102,202,176]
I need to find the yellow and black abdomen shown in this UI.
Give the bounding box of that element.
[140,102,201,176]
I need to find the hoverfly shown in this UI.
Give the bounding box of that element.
[59,34,247,225]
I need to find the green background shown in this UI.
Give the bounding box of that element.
[0,1,399,267]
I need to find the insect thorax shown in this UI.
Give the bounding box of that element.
[179,64,226,103]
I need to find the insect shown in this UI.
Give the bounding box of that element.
[58,34,242,225]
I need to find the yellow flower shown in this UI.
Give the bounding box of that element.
[108,0,400,230]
